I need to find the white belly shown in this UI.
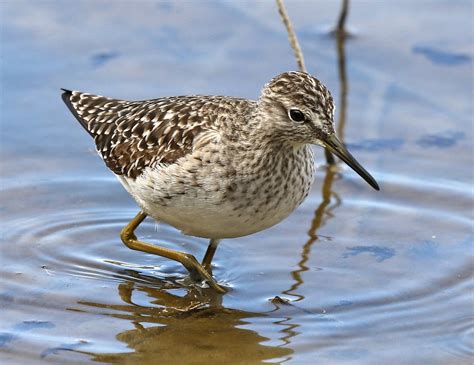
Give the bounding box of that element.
[139,191,299,238]
[117,146,315,239]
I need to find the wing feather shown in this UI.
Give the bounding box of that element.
[62,90,252,178]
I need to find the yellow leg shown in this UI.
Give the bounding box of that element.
[201,239,220,274]
[120,211,226,293]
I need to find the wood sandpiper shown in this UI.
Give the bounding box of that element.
[62,71,379,293]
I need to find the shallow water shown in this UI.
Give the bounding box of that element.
[1,1,473,364]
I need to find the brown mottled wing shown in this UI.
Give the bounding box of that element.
[62,90,243,178]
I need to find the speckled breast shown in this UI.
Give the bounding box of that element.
[124,145,315,239]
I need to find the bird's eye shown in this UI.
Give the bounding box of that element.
[289,108,305,123]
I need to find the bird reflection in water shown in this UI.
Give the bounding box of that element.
[72,273,292,364]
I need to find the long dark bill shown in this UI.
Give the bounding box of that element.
[324,134,380,191]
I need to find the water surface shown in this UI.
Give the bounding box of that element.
[1,1,473,364]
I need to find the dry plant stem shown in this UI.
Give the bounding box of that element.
[336,30,348,140]
[336,0,349,34]
[334,0,350,140]
[334,0,350,155]
[275,0,306,72]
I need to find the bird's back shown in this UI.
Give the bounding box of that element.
[62,90,254,178]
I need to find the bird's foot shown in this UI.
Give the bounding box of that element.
[181,253,227,293]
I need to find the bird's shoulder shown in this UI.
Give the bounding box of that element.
[62,90,254,178]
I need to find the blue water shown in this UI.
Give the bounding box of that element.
[1,1,473,364]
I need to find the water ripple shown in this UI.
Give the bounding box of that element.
[0,172,472,363]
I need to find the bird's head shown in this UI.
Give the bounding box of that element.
[258,71,379,190]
